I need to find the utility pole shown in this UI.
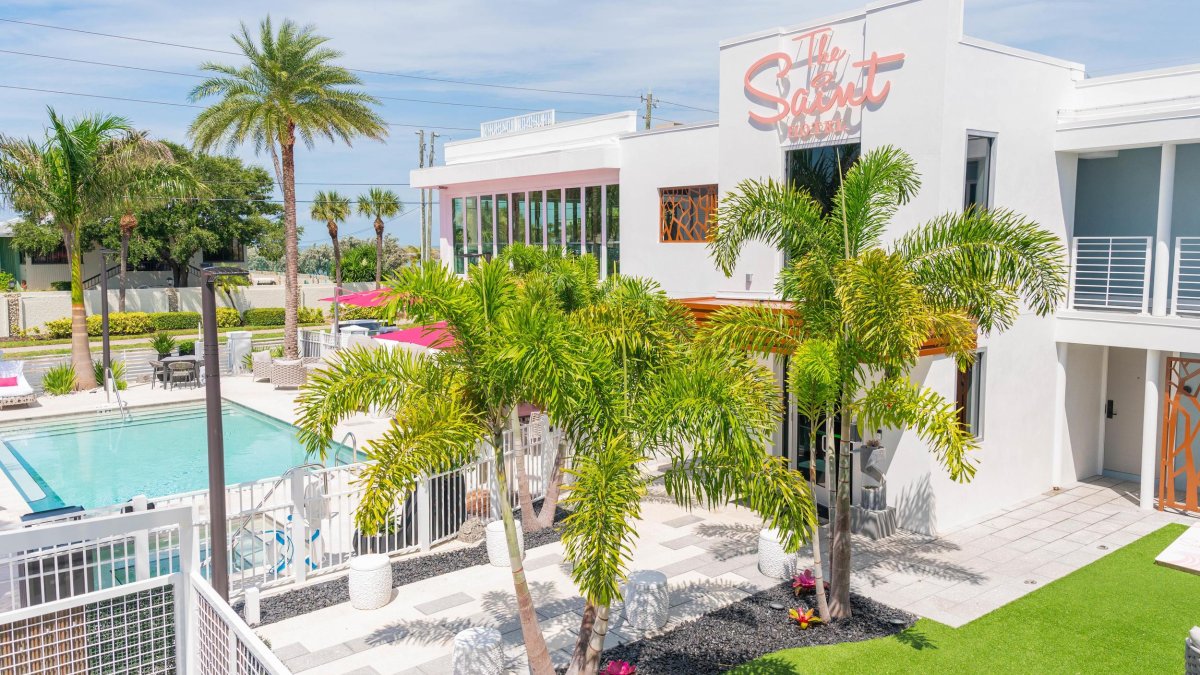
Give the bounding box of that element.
[426,132,440,263]
[640,89,657,130]
[415,131,427,263]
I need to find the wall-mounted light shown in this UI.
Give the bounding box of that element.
[745,273,753,290]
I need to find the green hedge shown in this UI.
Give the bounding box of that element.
[338,304,389,321]
[216,307,242,327]
[299,306,324,324]
[242,307,285,326]
[177,340,196,356]
[150,311,201,331]
[49,281,71,291]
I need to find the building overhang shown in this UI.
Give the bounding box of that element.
[1055,107,1200,153]
[1056,310,1200,353]
[410,144,621,189]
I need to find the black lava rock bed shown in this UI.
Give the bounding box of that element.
[594,584,914,675]
[238,506,567,625]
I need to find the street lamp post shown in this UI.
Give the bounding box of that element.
[98,248,115,400]
[201,266,248,601]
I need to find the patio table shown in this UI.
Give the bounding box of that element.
[159,355,203,388]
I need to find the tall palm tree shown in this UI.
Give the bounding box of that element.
[704,146,1067,619]
[188,16,386,359]
[0,108,185,389]
[356,188,400,289]
[311,190,350,291]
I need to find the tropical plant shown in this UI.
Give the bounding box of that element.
[189,16,386,360]
[177,340,196,356]
[93,359,127,391]
[789,606,821,630]
[356,188,401,289]
[150,332,177,358]
[311,190,351,305]
[604,661,636,675]
[41,363,77,395]
[0,108,185,389]
[703,145,1068,619]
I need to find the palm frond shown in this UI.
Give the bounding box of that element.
[828,145,920,254]
[855,377,979,483]
[699,304,801,356]
[707,178,828,275]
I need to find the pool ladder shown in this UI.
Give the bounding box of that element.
[333,432,361,466]
[97,367,131,423]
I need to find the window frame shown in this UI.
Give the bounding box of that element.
[658,184,718,244]
[963,131,998,211]
[955,348,987,439]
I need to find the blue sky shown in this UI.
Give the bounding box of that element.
[1,0,1197,247]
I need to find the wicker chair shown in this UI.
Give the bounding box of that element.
[271,359,307,389]
[149,360,166,389]
[1187,633,1200,675]
[0,361,35,409]
[251,351,274,382]
[166,361,197,389]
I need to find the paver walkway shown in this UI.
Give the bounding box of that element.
[258,476,1196,674]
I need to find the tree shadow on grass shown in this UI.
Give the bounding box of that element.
[894,626,938,651]
[728,655,802,674]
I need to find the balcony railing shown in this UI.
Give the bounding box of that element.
[1172,237,1200,316]
[1068,236,1152,312]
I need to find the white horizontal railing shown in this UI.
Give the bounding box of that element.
[1172,237,1200,316]
[1069,236,1153,313]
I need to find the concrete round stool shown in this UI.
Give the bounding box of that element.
[623,569,669,630]
[757,528,797,579]
[451,627,504,675]
[347,554,391,610]
[485,520,523,567]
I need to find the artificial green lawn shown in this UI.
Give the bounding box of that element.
[732,524,1196,674]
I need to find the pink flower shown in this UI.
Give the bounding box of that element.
[792,569,816,594]
[605,660,637,675]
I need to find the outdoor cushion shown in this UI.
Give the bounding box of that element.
[0,374,34,398]
[0,360,23,377]
[0,376,16,387]
[274,358,302,366]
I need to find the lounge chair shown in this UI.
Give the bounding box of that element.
[271,359,306,389]
[0,361,36,408]
[251,351,274,382]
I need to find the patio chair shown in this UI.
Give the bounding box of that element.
[149,360,166,389]
[166,361,197,389]
[251,351,273,382]
[271,359,306,389]
[0,361,36,409]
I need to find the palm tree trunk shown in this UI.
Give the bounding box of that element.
[67,229,96,390]
[829,398,854,619]
[119,232,128,313]
[808,426,831,622]
[492,428,554,675]
[512,413,539,533]
[535,437,568,529]
[280,128,300,360]
[374,218,384,290]
[566,601,597,675]
[582,603,611,674]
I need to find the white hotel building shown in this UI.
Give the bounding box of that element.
[412,0,1200,535]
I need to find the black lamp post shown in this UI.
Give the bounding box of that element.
[201,266,248,601]
[98,248,116,399]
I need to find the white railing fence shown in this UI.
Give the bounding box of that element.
[0,506,282,673]
[1069,236,1153,312]
[1171,237,1200,316]
[298,329,338,359]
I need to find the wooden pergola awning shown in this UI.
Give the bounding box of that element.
[675,296,950,356]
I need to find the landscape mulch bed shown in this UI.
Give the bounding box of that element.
[237,506,566,625]
[595,584,914,675]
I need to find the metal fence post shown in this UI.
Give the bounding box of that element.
[290,468,308,586]
[417,477,432,552]
[132,495,150,581]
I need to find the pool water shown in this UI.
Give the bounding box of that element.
[0,402,347,512]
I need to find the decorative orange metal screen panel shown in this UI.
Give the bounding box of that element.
[659,185,717,242]
[1159,356,1200,513]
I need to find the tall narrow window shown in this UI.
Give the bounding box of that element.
[451,197,465,274]
[512,192,527,244]
[544,189,561,249]
[480,195,494,259]
[965,134,995,210]
[529,191,544,246]
[955,351,986,437]
[659,185,717,242]
[565,187,582,255]
[605,184,620,277]
[465,197,479,266]
[786,143,859,214]
[496,194,510,253]
[585,185,602,261]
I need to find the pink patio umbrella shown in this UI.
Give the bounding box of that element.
[374,321,455,351]
[318,288,391,307]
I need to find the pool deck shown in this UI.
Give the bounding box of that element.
[0,374,392,531]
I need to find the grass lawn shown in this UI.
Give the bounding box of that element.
[732,523,1197,674]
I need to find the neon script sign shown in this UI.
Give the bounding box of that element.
[743,27,904,142]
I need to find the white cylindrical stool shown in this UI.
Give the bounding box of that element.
[623,569,669,631]
[452,627,504,675]
[485,520,523,567]
[348,554,391,610]
[757,528,797,579]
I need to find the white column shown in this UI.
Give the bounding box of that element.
[1152,144,1176,316]
[1139,349,1162,509]
[1095,345,1109,478]
[1051,343,1070,488]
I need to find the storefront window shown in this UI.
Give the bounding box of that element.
[451,197,465,274]
[965,135,995,210]
[585,185,602,261]
[512,193,527,244]
[496,194,510,253]
[565,188,581,255]
[481,195,494,260]
[786,143,860,214]
[545,189,561,249]
[605,184,619,276]
[529,191,544,246]
[659,185,717,242]
[465,197,479,267]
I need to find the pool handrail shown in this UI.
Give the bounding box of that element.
[107,366,132,423]
[335,432,360,466]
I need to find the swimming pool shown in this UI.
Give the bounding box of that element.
[0,402,350,512]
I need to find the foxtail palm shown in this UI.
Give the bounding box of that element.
[704,146,1067,619]
[189,16,386,359]
[311,190,350,293]
[0,108,186,389]
[356,188,401,289]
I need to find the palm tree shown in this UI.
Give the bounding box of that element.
[356,188,401,289]
[0,108,185,389]
[311,189,350,292]
[188,16,386,359]
[704,146,1067,619]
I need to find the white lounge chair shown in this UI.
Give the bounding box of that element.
[0,361,36,409]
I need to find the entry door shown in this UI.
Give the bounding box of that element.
[1159,356,1200,512]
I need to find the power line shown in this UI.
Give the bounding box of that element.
[657,98,718,114]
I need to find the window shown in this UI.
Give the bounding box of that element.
[565,188,581,254]
[956,351,986,436]
[544,189,561,248]
[529,191,544,246]
[31,244,69,265]
[465,196,479,266]
[585,185,602,261]
[605,184,619,276]
[481,195,494,259]
[786,143,860,214]
[451,197,465,273]
[496,194,510,253]
[964,134,995,210]
[204,239,245,263]
[659,185,717,243]
[512,192,527,244]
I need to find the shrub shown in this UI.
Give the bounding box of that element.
[150,311,201,331]
[86,312,154,336]
[339,304,387,321]
[44,317,72,339]
[92,359,127,390]
[150,332,177,357]
[299,306,324,324]
[215,307,242,328]
[177,340,195,356]
[0,271,13,291]
[242,307,286,326]
[42,363,76,395]
[50,281,71,291]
